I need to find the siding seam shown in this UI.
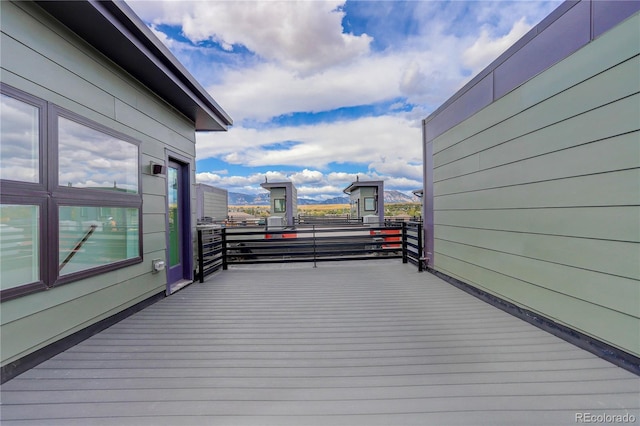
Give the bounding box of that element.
[433,224,639,244]
[434,238,640,283]
[433,89,640,170]
[432,54,640,160]
[434,167,640,197]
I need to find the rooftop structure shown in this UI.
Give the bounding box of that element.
[260,180,298,226]
[343,179,384,223]
[196,184,228,223]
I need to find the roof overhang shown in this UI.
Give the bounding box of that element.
[343,180,384,195]
[260,181,294,191]
[34,0,232,131]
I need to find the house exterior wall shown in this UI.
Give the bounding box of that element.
[0,2,198,366]
[269,187,287,220]
[196,184,228,222]
[289,184,298,224]
[347,182,384,223]
[349,189,361,218]
[261,182,297,225]
[423,9,639,357]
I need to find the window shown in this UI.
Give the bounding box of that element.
[364,197,376,211]
[58,206,139,276]
[0,84,142,301]
[0,205,39,291]
[58,117,138,192]
[273,198,286,213]
[0,93,40,183]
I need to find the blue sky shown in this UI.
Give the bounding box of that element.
[127,0,561,200]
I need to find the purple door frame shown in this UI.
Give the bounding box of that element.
[166,155,193,294]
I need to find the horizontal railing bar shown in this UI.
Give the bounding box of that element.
[227,254,402,265]
[197,221,422,280]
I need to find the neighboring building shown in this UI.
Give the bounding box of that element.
[422,1,639,362]
[0,0,231,381]
[196,183,228,223]
[260,180,297,226]
[343,179,384,223]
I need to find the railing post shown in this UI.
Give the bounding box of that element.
[221,228,228,270]
[402,222,408,264]
[417,222,423,272]
[313,225,317,268]
[197,229,204,283]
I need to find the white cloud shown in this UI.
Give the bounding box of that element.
[368,158,422,181]
[196,168,420,200]
[128,0,372,75]
[462,17,533,74]
[289,169,325,184]
[196,113,422,171]
[130,1,557,125]
[208,56,405,123]
[129,0,562,200]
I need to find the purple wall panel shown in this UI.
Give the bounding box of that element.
[423,139,434,266]
[593,1,640,39]
[421,0,639,270]
[493,0,591,99]
[425,74,493,143]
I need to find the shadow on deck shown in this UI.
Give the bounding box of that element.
[1,260,638,425]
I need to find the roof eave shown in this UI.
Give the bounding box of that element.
[34,0,232,132]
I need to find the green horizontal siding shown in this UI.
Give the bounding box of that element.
[0,279,164,363]
[435,254,640,357]
[431,13,640,356]
[433,16,640,157]
[435,58,639,167]
[434,91,639,182]
[435,239,639,317]
[434,207,640,242]
[436,169,640,210]
[435,226,639,280]
[436,131,639,195]
[0,2,198,365]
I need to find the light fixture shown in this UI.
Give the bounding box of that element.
[150,161,166,175]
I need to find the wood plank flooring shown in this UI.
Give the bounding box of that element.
[2,261,638,425]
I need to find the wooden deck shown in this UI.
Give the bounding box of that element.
[2,261,638,425]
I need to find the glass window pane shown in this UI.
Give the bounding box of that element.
[364,197,376,211]
[0,205,39,290]
[168,166,180,267]
[59,206,139,276]
[0,94,39,183]
[273,198,286,213]
[58,117,138,193]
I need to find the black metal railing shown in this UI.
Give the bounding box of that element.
[196,223,425,282]
[295,215,362,226]
[402,221,424,272]
[196,226,224,282]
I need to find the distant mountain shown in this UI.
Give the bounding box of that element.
[297,197,348,205]
[229,191,419,205]
[385,190,419,203]
[320,196,350,205]
[228,192,270,205]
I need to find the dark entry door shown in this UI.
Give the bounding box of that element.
[166,159,191,294]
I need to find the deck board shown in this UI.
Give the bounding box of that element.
[2,261,638,425]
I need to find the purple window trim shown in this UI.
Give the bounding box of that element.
[0,84,143,302]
